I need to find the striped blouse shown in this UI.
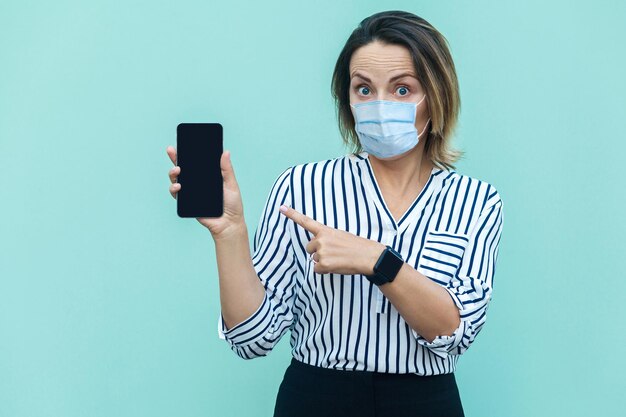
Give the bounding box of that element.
[217,151,504,375]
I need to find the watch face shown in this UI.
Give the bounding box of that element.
[377,247,404,283]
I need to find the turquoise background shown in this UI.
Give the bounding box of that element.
[1,0,624,416]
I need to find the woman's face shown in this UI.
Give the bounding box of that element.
[348,40,430,140]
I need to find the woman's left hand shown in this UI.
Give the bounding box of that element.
[279,204,386,276]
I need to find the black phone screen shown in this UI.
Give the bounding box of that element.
[176,123,223,218]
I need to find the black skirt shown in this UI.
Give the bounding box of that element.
[273,357,465,417]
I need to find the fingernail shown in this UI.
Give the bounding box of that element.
[279,205,288,213]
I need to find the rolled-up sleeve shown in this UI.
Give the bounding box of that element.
[217,166,299,360]
[413,191,504,359]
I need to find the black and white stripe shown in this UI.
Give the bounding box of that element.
[218,151,504,375]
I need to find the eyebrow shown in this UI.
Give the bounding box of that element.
[351,71,416,83]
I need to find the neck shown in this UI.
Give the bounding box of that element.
[367,144,432,195]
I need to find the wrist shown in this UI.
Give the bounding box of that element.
[364,241,387,275]
[364,244,404,286]
[212,221,248,242]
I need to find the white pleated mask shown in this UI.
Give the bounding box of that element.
[350,95,430,158]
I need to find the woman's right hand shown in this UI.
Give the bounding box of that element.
[166,145,247,240]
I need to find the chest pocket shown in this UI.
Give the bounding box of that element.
[417,230,470,285]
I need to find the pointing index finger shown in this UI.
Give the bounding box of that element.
[279,205,323,235]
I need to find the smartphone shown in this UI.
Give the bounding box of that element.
[176,123,223,218]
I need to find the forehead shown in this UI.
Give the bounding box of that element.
[349,40,415,77]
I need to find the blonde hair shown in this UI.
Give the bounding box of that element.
[331,10,464,171]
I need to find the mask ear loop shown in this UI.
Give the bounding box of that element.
[418,117,431,137]
[415,94,427,107]
[415,94,429,136]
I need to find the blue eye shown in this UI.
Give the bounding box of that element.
[357,86,370,95]
[396,86,409,96]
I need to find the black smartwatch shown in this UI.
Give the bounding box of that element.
[365,245,404,286]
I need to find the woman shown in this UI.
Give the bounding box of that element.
[166,10,503,417]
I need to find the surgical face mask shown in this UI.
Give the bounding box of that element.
[350,95,431,159]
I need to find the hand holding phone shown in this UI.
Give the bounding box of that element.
[166,123,246,239]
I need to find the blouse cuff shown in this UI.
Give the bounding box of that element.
[217,292,273,348]
[410,287,468,359]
